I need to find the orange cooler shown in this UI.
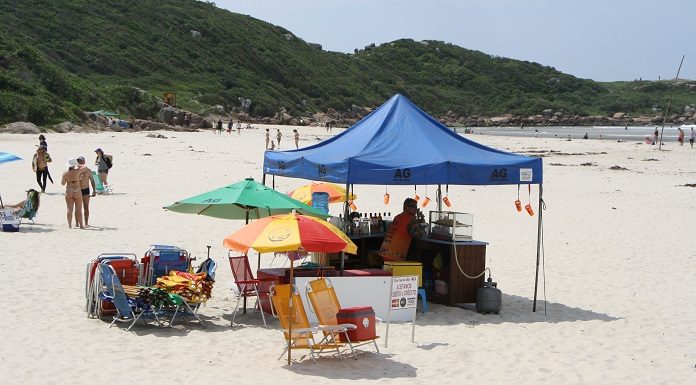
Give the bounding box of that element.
[336,306,376,342]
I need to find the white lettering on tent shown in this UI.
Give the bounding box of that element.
[520,168,533,182]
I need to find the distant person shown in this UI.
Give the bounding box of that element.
[326,122,330,133]
[76,156,96,227]
[184,114,190,127]
[677,127,685,146]
[276,129,282,148]
[227,120,232,134]
[61,158,84,229]
[654,127,659,145]
[293,129,299,149]
[6,189,40,215]
[690,127,695,148]
[32,145,52,193]
[583,133,589,139]
[216,119,223,134]
[38,134,47,149]
[265,128,270,149]
[236,121,242,135]
[94,148,112,187]
[269,140,276,150]
[625,125,628,130]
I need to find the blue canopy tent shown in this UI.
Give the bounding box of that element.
[263,94,545,311]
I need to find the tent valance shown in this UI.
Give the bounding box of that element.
[263,94,542,185]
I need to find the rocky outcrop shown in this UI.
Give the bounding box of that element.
[0,122,41,134]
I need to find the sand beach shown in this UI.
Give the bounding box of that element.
[0,126,694,384]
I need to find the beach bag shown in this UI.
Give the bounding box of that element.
[105,155,113,169]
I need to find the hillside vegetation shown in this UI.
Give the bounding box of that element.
[0,0,694,125]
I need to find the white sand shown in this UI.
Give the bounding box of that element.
[0,126,693,384]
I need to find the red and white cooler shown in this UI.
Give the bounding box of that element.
[336,306,376,342]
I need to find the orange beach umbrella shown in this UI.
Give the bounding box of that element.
[287,182,357,205]
[223,212,357,255]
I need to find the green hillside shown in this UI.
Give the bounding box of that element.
[0,0,693,125]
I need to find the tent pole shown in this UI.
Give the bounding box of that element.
[272,175,275,190]
[436,184,442,212]
[262,173,266,185]
[532,183,543,312]
[341,182,350,273]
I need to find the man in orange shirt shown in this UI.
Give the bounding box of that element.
[379,198,424,261]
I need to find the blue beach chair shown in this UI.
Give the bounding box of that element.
[141,244,192,286]
[98,263,163,331]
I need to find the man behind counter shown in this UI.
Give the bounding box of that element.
[379,198,425,262]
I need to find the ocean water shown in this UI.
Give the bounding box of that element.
[460,125,694,141]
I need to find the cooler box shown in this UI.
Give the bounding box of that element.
[1,209,20,232]
[383,261,422,287]
[336,306,376,342]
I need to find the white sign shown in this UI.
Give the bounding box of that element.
[519,168,533,182]
[390,276,418,310]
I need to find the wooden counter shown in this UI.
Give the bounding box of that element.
[414,238,488,305]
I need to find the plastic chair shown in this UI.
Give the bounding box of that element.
[229,254,268,327]
[270,284,349,364]
[417,288,428,313]
[305,278,379,354]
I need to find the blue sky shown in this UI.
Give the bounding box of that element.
[216,0,695,82]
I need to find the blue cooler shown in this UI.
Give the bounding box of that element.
[1,209,20,232]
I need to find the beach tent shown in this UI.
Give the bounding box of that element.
[263,94,546,311]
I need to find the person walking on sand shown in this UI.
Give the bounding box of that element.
[265,128,270,149]
[76,156,96,227]
[217,119,223,134]
[689,127,695,148]
[654,127,659,145]
[227,120,232,134]
[293,129,299,149]
[276,129,282,149]
[236,121,241,135]
[61,158,84,229]
[677,127,685,146]
[94,148,112,187]
[32,145,52,193]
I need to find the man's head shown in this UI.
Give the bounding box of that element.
[37,145,46,152]
[403,198,418,213]
[39,134,45,140]
[76,156,85,166]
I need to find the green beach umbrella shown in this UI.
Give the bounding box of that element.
[164,177,329,221]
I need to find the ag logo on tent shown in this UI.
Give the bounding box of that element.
[490,168,508,180]
[393,168,411,180]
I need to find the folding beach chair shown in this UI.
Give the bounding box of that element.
[141,245,191,286]
[92,170,113,194]
[305,278,380,354]
[97,263,164,331]
[270,284,353,364]
[85,253,139,318]
[229,254,269,327]
[16,189,39,224]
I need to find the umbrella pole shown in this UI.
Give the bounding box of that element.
[533,183,544,312]
[288,258,294,365]
[436,184,442,212]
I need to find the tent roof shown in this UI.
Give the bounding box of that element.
[264,94,542,185]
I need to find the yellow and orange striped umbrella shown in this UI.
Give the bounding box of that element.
[287,182,357,205]
[223,212,357,255]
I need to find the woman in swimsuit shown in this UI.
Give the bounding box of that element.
[61,158,84,229]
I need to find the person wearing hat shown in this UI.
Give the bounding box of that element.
[76,156,97,227]
[61,158,84,229]
[32,145,52,193]
[94,148,112,187]
[38,134,47,150]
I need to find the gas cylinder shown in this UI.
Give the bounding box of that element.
[476,277,502,314]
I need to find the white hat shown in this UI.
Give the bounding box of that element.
[67,158,78,168]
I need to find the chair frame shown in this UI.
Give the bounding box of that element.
[229,254,267,327]
[305,277,380,354]
[269,283,352,364]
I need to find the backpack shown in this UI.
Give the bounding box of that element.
[105,155,113,169]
